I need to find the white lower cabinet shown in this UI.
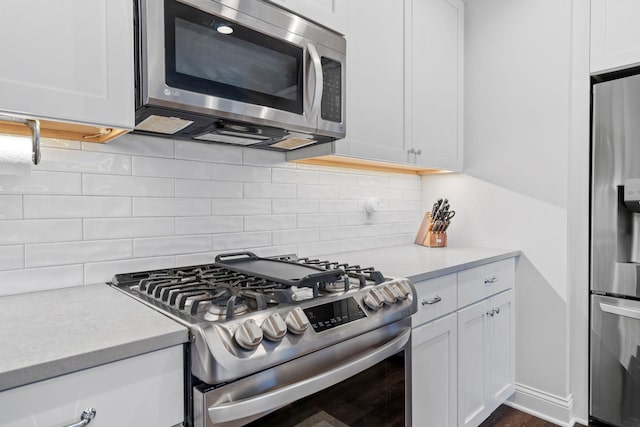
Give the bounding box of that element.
[457,289,515,427]
[0,345,184,427]
[412,312,458,427]
[410,258,516,427]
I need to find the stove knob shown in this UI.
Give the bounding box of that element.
[392,280,412,300]
[380,285,399,305]
[286,307,310,335]
[363,288,385,310]
[234,319,263,350]
[261,312,287,341]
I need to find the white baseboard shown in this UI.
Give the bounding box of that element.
[506,383,575,426]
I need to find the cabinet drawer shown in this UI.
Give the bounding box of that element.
[412,273,457,327]
[457,258,515,309]
[0,346,184,427]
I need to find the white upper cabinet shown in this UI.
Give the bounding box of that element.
[0,0,134,136]
[265,0,347,34]
[406,0,464,171]
[591,0,640,74]
[287,0,464,173]
[340,0,407,164]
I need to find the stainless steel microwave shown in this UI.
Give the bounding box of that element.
[134,0,346,150]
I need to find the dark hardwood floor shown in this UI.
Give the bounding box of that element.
[479,405,588,427]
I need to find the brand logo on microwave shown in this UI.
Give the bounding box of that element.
[164,88,180,97]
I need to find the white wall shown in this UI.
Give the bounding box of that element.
[424,0,590,424]
[0,134,422,296]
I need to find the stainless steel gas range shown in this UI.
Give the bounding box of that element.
[111,251,416,427]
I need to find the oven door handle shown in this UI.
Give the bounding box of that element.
[206,328,410,425]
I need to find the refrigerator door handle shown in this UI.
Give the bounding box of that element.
[600,302,640,320]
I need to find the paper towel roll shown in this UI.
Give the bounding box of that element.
[0,135,32,175]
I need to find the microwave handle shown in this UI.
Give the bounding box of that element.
[307,43,324,117]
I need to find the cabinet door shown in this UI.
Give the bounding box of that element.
[265,0,347,34]
[0,0,134,129]
[457,300,490,427]
[406,0,464,171]
[591,0,640,74]
[412,313,458,427]
[338,0,407,164]
[0,346,184,427]
[486,290,515,409]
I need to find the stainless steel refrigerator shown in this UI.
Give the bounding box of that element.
[591,71,640,426]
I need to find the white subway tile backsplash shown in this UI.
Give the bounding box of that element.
[0,172,81,195]
[83,174,174,197]
[319,226,359,241]
[273,228,319,245]
[249,244,298,257]
[25,239,132,268]
[389,175,421,190]
[83,217,175,240]
[0,265,84,296]
[272,168,319,185]
[297,185,338,200]
[132,156,210,179]
[24,196,131,218]
[175,140,242,164]
[245,215,296,231]
[81,133,174,158]
[212,164,271,182]
[0,195,22,219]
[0,135,422,295]
[84,256,176,285]
[0,219,82,244]
[41,138,81,150]
[0,245,24,270]
[133,197,210,217]
[38,148,131,175]
[340,186,374,199]
[354,175,389,187]
[272,199,319,214]
[297,241,338,257]
[317,171,353,186]
[212,199,271,215]
[176,252,220,266]
[243,148,293,167]
[318,200,359,213]
[244,183,296,199]
[212,231,271,250]
[175,216,243,235]
[298,213,341,228]
[340,212,366,226]
[175,179,242,198]
[134,235,211,257]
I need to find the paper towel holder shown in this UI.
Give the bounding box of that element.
[0,114,41,165]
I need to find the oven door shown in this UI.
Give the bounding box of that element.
[193,323,410,427]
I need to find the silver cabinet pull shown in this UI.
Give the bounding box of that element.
[64,408,96,427]
[484,276,498,284]
[494,307,500,315]
[486,309,495,317]
[421,295,442,305]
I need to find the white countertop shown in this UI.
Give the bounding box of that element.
[322,244,521,283]
[0,284,188,392]
[0,244,519,393]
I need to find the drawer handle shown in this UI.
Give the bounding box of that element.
[421,295,442,305]
[64,408,96,427]
[484,276,498,284]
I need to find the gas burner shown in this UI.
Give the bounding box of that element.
[204,298,249,321]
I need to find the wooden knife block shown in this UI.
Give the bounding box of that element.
[414,212,447,247]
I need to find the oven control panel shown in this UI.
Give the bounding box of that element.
[303,297,367,333]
